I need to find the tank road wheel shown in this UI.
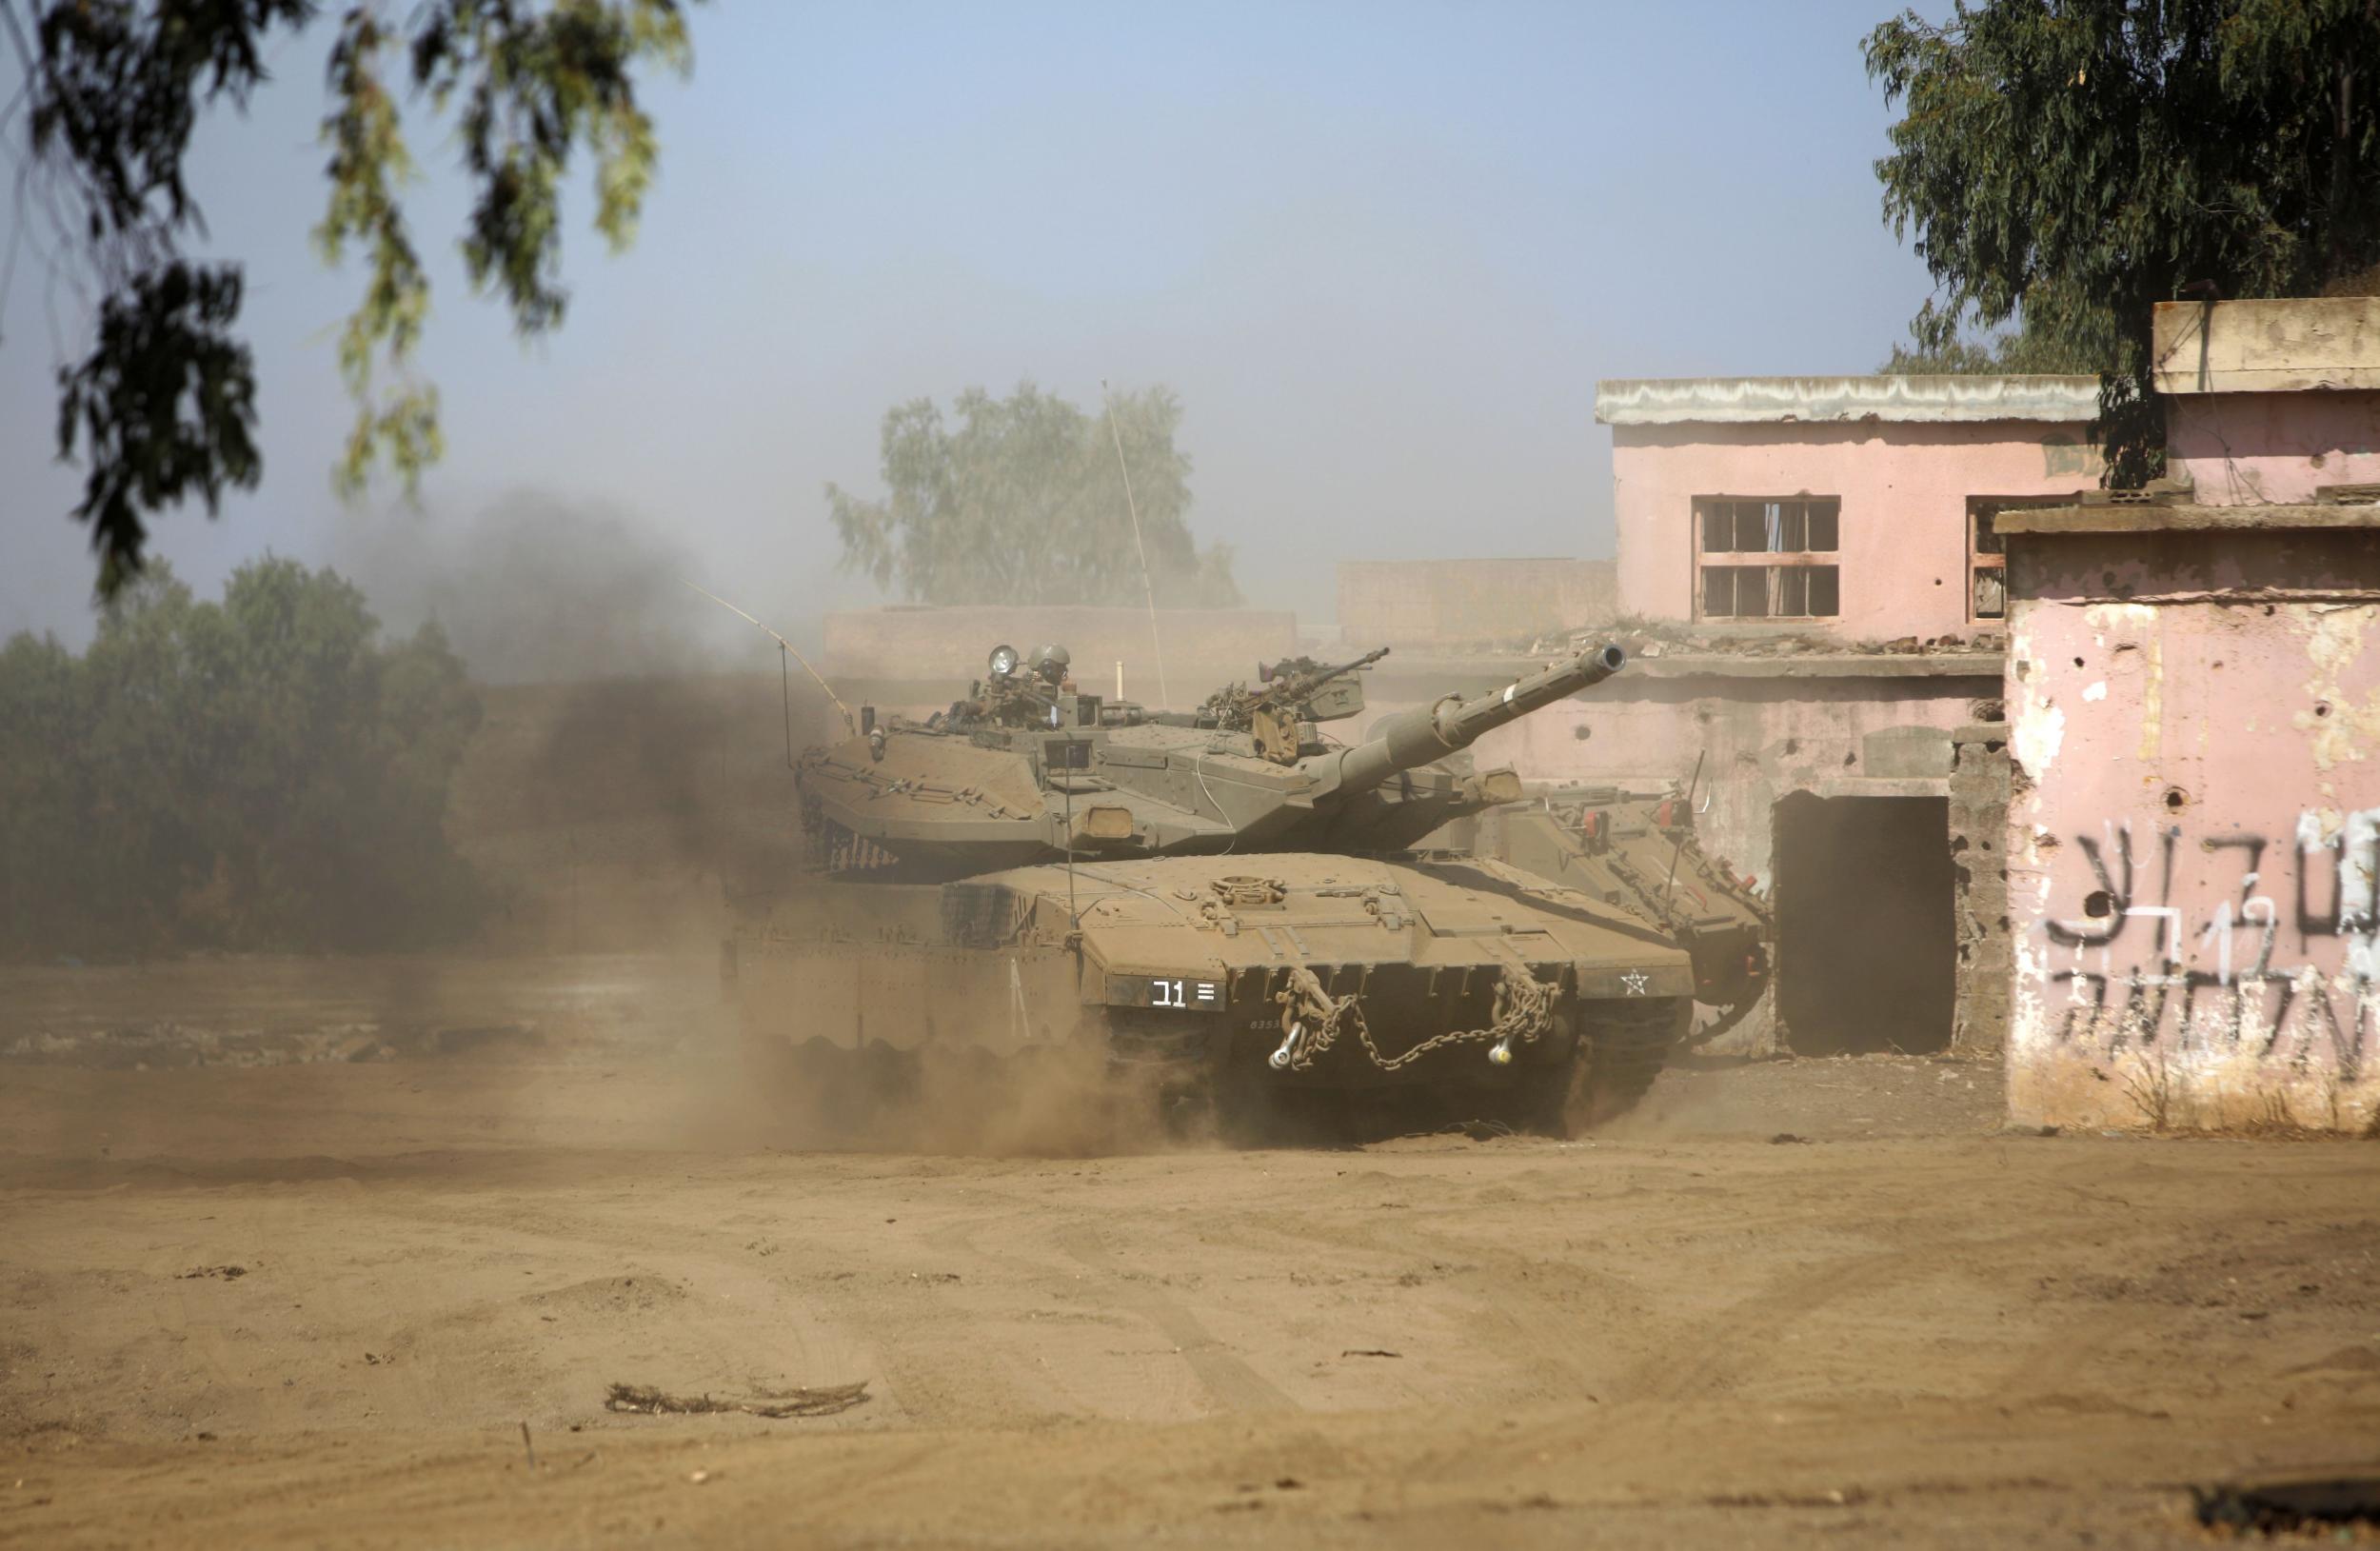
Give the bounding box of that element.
[1515,1012,1580,1137]
[739,1026,924,1143]
[1557,997,1689,1133]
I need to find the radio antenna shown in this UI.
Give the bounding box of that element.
[682,580,857,738]
[1660,749,1708,919]
[1101,380,1169,708]
[1061,737,1080,930]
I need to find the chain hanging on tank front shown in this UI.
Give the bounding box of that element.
[1274,957,1557,1073]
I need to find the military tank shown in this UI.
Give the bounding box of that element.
[724,638,1694,1138]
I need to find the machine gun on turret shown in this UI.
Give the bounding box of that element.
[1201,646,1392,764]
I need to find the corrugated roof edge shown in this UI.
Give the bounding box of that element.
[1595,374,2101,427]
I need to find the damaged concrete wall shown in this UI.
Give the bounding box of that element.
[1950,725,2013,1056]
[1337,559,1616,646]
[2156,299,2380,504]
[2167,393,2380,506]
[2004,521,2380,1133]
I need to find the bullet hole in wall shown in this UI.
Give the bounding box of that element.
[2083,889,2115,918]
[2164,786,2189,810]
[2316,702,2333,718]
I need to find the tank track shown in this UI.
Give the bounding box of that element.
[1575,997,1687,1124]
[739,998,1687,1148]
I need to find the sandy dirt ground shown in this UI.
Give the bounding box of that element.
[3,953,2377,1548]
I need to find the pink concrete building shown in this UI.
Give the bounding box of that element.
[1598,375,2103,637]
[2006,299,2380,1133]
[2157,297,2380,505]
[1388,375,2097,1057]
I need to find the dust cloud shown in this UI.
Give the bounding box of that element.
[332,491,734,686]
[327,491,828,954]
[712,1039,1181,1160]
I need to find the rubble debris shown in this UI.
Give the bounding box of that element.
[604,1380,870,1420]
[1493,619,2003,663]
[176,1264,248,1281]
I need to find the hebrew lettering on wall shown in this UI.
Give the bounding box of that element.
[2039,809,2379,1077]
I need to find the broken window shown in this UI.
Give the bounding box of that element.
[1965,496,2072,623]
[1692,497,1840,621]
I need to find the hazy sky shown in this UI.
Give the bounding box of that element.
[2,0,1940,654]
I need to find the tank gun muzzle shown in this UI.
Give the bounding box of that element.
[1326,644,1626,799]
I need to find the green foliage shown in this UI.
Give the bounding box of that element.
[52,264,263,598]
[828,384,1243,608]
[1866,0,2380,485]
[6,0,697,594]
[0,561,485,959]
[1878,308,2103,374]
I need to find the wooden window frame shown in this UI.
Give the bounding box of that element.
[1691,496,1842,623]
[1965,496,2069,624]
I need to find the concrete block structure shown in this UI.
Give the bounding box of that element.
[1599,375,2102,637]
[2005,300,2380,1133]
[1416,373,2103,1057]
[2157,297,2380,505]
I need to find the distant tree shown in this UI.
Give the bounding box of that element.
[0,559,484,957]
[1866,0,2380,485]
[1878,304,2102,374]
[2,0,699,596]
[827,384,1242,608]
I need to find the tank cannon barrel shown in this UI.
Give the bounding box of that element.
[1328,644,1626,799]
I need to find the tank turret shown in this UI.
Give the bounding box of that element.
[794,642,1630,876]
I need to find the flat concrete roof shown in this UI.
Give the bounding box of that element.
[2152,297,2380,394]
[1996,502,2380,535]
[1594,374,2099,428]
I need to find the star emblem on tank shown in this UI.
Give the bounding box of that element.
[1620,970,1650,996]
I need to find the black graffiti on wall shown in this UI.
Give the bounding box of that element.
[2041,813,2378,1074]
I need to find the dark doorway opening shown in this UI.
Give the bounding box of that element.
[1773,793,1954,1055]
